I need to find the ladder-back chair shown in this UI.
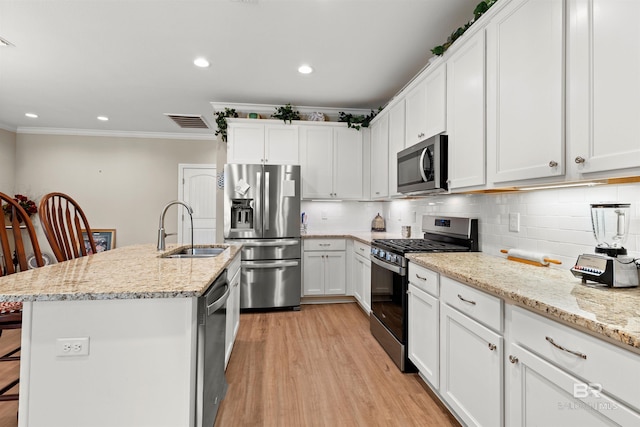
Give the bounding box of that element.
[39,192,97,262]
[0,192,45,401]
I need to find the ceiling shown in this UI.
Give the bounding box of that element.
[0,0,479,137]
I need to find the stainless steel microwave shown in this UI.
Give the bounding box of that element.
[397,135,448,195]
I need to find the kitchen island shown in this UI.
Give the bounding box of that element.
[0,243,241,427]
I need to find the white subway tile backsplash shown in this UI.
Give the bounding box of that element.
[301,182,640,266]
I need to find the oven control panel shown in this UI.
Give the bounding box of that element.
[371,247,404,267]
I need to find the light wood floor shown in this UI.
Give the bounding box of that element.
[0,329,20,427]
[216,303,458,427]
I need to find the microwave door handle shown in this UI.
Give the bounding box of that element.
[419,147,429,182]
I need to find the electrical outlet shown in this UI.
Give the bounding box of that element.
[56,337,90,357]
[509,213,520,232]
[321,210,328,220]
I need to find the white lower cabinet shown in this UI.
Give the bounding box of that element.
[440,303,504,427]
[506,343,640,426]
[406,262,640,427]
[506,305,640,425]
[352,241,371,313]
[408,283,439,388]
[225,256,241,369]
[303,239,346,296]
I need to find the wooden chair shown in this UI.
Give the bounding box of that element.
[38,192,97,262]
[0,192,45,401]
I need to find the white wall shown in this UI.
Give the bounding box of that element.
[303,182,640,268]
[0,128,16,194]
[15,133,216,253]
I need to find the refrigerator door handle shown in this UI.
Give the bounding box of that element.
[226,239,299,247]
[264,171,270,231]
[242,260,300,269]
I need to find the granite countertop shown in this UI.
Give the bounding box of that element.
[407,252,640,351]
[302,231,402,244]
[0,243,241,302]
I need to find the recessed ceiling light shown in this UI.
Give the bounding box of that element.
[298,64,313,74]
[194,58,210,68]
[97,116,109,121]
[25,113,38,118]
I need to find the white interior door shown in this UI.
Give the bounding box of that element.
[179,164,217,245]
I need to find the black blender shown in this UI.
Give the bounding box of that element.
[571,203,639,287]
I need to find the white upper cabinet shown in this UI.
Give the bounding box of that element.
[370,112,389,199]
[424,62,447,140]
[486,0,565,184]
[568,0,640,177]
[227,120,299,165]
[446,29,486,190]
[405,62,447,147]
[388,101,406,197]
[299,124,363,200]
[405,76,428,147]
[333,127,364,199]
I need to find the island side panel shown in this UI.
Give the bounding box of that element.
[19,297,198,427]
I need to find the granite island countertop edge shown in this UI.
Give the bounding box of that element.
[0,243,242,302]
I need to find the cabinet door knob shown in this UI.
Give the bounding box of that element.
[574,156,586,164]
[509,355,519,364]
[488,343,497,351]
[549,160,558,168]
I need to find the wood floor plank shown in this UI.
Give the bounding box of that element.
[216,303,458,427]
[0,329,20,427]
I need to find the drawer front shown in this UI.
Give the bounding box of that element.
[353,240,370,257]
[303,238,346,251]
[408,262,439,297]
[441,276,503,332]
[510,305,640,411]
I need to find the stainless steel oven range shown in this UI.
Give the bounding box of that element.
[370,215,479,372]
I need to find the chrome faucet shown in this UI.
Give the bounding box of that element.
[157,200,194,251]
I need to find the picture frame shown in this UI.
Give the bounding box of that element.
[82,229,116,254]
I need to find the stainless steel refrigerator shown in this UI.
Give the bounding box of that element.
[224,164,301,310]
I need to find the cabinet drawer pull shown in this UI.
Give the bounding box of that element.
[359,247,365,251]
[488,343,496,351]
[545,336,587,360]
[457,294,476,305]
[509,355,519,364]
[319,244,331,247]
[415,274,428,281]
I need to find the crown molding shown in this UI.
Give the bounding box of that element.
[15,127,217,140]
[0,122,17,132]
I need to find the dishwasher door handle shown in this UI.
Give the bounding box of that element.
[206,284,230,316]
[242,260,300,269]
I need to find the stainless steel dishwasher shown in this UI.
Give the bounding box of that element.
[196,270,229,427]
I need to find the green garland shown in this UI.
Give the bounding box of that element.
[272,103,300,124]
[431,0,498,56]
[338,108,381,131]
[214,108,238,142]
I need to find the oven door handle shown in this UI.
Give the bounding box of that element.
[370,255,406,276]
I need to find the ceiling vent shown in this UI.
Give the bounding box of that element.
[165,114,210,129]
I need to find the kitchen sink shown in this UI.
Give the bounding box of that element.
[161,246,226,259]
